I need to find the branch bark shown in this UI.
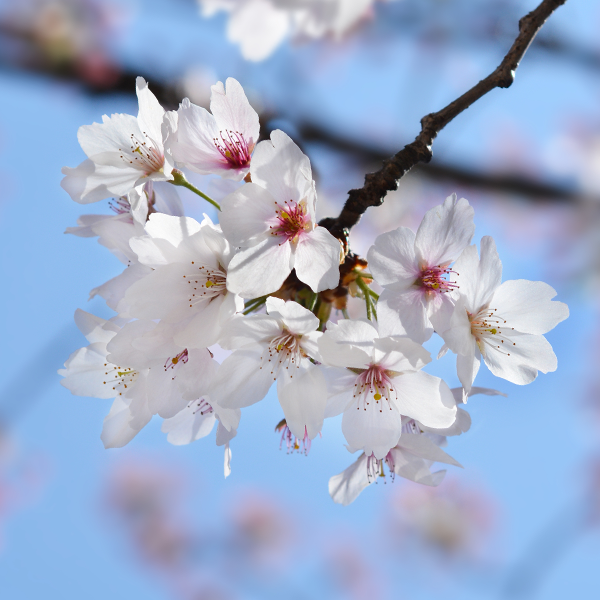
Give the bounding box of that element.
[324,0,568,239]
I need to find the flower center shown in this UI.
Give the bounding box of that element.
[183,262,228,308]
[418,265,458,295]
[469,307,515,356]
[109,196,131,215]
[351,363,396,413]
[213,130,253,168]
[164,349,189,372]
[259,331,306,381]
[102,362,139,396]
[188,397,213,416]
[270,200,311,244]
[366,451,396,483]
[275,419,312,455]
[119,132,164,175]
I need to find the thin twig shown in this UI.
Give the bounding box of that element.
[324,0,568,239]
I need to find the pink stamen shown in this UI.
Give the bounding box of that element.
[213,130,252,168]
[269,200,310,244]
[275,421,313,455]
[352,364,396,413]
[419,265,459,294]
[366,451,396,483]
[164,349,189,371]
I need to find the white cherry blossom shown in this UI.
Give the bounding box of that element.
[220,129,342,298]
[122,213,243,349]
[318,319,457,459]
[61,77,175,204]
[439,236,569,394]
[367,194,475,343]
[168,78,259,181]
[329,387,504,505]
[210,297,327,439]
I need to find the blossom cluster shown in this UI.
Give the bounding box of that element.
[59,77,568,504]
[199,0,399,61]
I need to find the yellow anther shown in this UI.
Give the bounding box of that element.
[172,357,179,365]
[374,393,382,401]
[117,370,134,377]
[205,280,215,288]
[488,328,497,334]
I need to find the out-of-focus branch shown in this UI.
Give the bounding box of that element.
[322,0,567,238]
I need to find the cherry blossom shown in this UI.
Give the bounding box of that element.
[122,213,243,349]
[61,77,175,204]
[168,77,260,181]
[329,387,504,505]
[367,194,475,343]
[210,297,326,439]
[318,319,457,459]
[220,129,342,298]
[439,236,569,394]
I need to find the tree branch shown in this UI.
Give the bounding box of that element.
[325,0,568,239]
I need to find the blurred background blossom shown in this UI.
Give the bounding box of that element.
[1,0,600,597]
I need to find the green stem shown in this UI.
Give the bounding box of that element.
[356,276,375,322]
[243,297,267,315]
[307,291,318,312]
[170,170,221,211]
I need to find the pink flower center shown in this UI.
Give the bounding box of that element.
[269,200,311,244]
[366,451,396,483]
[164,349,189,371]
[187,398,213,416]
[352,363,396,413]
[120,132,164,175]
[469,307,515,356]
[213,130,253,168]
[418,265,458,295]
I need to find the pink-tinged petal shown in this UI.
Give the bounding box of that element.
[101,397,148,449]
[226,236,292,298]
[454,237,502,312]
[392,372,457,429]
[482,331,557,385]
[391,448,446,486]
[323,318,379,347]
[376,289,432,343]
[228,0,290,61]
[277,366,327,439]
[266,297,320,335]
[161,404,217,445]
[414,194,475,267]
[367,227,419,288]
[456,340,481,395]
[329,454,371,506]
[342,399,403,460]
[136,77,165,148]
[219,314,282,349]
[293,227,341,292]
[323,368,357,418]
[61,159,140,204]
[397,434,462,467]
[210,348,275,409]
[219,182,277,247]
[491,279,569,335]
[213,403,241,433]
[250,130,312,204]
[210,78,260,146]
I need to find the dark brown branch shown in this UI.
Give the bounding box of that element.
[325,0,567,239]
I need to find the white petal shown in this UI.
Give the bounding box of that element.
[342,399,403,460]
[397,433,462,467]
[491,279,569,335]
[391,448,446,486]
[277,366,327,439]
[456,341,481,395]
[136,77,165,149]
[161,402,217,445]
[73,309,117,344]
[392,372,457,429]
[226,236,292,297]
[367,227,418,288]
[376,289,432,343]
[329,454,371,506]
[219,314,282,349]
[101,396,148,449]
[414,194,475,267]
[293,227,341,292]
[59,344,115,399]
[266,298,320,335]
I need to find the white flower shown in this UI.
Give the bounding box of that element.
[329,387,504,505]
[367,194,475,343]
[61,77,175,204]
[220,129,341,298]
[59,310,217,448]
[318,319,457,459]
[439,236,569,394]
[123,213,243,349]
[66,182,184,311]
[210,297,327,439]
[169,78,259,181]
